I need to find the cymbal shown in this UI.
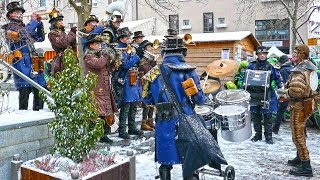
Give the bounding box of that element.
[206,59,239,78]
[200,79,221,94]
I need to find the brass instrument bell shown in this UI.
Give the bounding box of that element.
[153,39,160,50]
[183,33,193,44]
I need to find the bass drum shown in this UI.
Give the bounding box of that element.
[0,63,11,83]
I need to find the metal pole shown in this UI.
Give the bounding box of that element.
[11,154,23,180]
[0,60,54,103]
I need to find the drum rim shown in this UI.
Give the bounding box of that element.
[214,105,246,116]
[216,89,250,103]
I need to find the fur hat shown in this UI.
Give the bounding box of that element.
[117,27,132,40]
[6,1,25,18]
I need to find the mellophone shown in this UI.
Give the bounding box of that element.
[195,89,252,142]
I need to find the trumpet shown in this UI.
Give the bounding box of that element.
[23,11,50,20]
[115,40,160,61]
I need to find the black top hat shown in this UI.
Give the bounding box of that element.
[133,31,145,39]
[139,40,153,49]
[48,9,64,24]
[6,1,25,18]
[84,15,99,26]
[86,34,103,45]
[164,28,178,38]
[162,36,186,52]
[117,27,132,40]
[256,46,268,54]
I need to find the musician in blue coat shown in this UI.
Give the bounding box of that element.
[79,15,105,52]
[3,1,46,110]
[245,46,282,144]
[116,27,145,139]
[142,30,206,180]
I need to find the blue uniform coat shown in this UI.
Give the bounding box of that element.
[143,54,206,165]
[3,19,45,89]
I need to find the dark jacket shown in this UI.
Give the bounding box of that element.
[280,61,293,83]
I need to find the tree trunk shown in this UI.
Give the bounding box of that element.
[291,20,297,53]
[77,13,88,75]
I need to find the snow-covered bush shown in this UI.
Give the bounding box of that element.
[41,48,104,162]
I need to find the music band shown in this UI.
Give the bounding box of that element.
[1,1,319,179]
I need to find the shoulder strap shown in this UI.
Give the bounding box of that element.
[159,64,184,114]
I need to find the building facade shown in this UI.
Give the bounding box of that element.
[137,0,310,54]
[1,0,312,54]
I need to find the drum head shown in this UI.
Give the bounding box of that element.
[310,71,318,91]
[216,89,250,104]
[214,105,245,116]
[195,105,213,115]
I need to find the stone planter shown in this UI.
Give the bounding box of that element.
[20,156,136,180]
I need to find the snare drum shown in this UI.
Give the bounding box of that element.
[195,105,214,129]
[216,89,250,111]
[214,105,252,142]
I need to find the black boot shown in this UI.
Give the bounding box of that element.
[19,87,31,110]
[265,136,274,144]
[119,127,130,140]
[100,135,113,143]
[128,128,144,136]
[159,165,172,180]
[251,133,262,142]
[288,154,301,167]
[289,160,313,177]
[264,113,273,144]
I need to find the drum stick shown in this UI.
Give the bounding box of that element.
[202,72,210,90]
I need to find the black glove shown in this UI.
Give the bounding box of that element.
[136,47,144,58]
[70,26,77,34]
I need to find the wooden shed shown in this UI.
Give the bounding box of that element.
[145,31,260,75]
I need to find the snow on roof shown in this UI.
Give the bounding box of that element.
[267,46,285,58]
[120,18,155,30]
[34,34,53,51]
[145,31,260,47]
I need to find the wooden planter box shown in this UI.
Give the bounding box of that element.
[20,157,135,180]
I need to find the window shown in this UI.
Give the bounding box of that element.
[255,19,290,40]
[203,12,213,33]
[92,0,98,7]
[218,18,225,24]
[169,15,179,34]
[40,0,46,7]
[108,0,117,4]
[183,20,190,26]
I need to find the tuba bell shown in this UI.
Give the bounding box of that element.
[183,33,193,45]
[153,39,160,50]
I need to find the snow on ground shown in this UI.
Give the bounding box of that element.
[132,123,320,180]
[2,90,320,179]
